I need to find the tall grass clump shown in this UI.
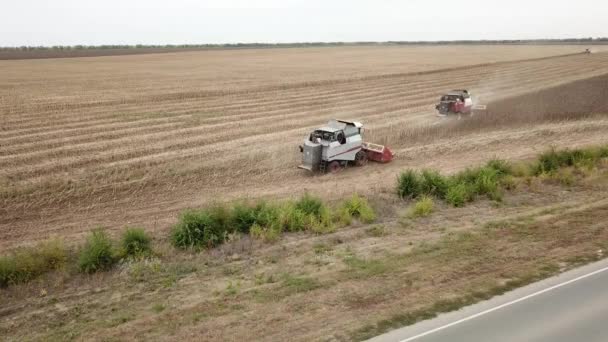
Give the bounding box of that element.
[409,196,435,218]
[534,147,605,174]
[169,193,375,246]
[0,240,68,287]
[294,193,325,218]
[78,230,116,274]
[242,195,335,240]
[485,159,512,177]
[250,223,281,242]
[246,202,287,240]
[395,145,608,208]
[535,148,568,174]
[397,170,422,199]
[445,182,473,207]
[599,145,608,158]
[449,164,507,204]
[306,206,335,234]
[250,197,334,238]
[231,202,261,233]
[292,194,334,233]
[419,170,449,198]
[121,227,152,258]
[473,167,501,195]
[251,201,282,229]
[338,194,376,225]
[171,206,233,249]
[281,206,308,232]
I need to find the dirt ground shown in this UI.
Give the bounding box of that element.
[1,46,608,250]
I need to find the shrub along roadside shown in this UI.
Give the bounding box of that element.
[398,160,509,207]
[338,194,376,225]
[171,193,376,249]
[0,193,375,287]
[0,226,158,288]
[121,227,152,258]
[0,240,68,287]
[397,145,608,208]
[534,146,608,175]
[78,229,117,274]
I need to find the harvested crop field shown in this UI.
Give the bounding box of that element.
[1,45,608,249]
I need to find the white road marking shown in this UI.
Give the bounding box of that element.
[398,265,608,342]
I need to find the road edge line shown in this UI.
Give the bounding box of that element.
[399,264,608,342]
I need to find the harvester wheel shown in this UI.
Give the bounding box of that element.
[355,150,368,166]
[328,161,343,173]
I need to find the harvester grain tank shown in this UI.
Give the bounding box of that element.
[298,119,393,173]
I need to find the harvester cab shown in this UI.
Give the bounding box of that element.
[298,119,393,173]
[436,90,473,115]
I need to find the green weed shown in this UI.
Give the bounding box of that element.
[397,170,422,199]
[121,227,152,258]
[338,194,376,224]
[445,182,473,207]
[485,159,512,176]
[419,170,449,198]
[250,223,281,243]
[0,240,68,287]
[78,229,116,274]
[294,193,325,218]
[231,202,260,233]
[171,207,232,249]
[409,196,435,218]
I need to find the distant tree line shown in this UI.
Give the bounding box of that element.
[2,38,607,51]
[386,38,608,45]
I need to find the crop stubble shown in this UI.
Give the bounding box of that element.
[1,45,608,249]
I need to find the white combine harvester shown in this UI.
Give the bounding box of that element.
[298,119,393,173]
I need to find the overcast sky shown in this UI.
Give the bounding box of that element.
[1,0,607,46]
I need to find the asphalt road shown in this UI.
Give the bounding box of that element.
[368,258,608,342]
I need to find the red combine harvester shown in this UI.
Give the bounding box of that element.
[435,89,487,116]
[435,89,473,115]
